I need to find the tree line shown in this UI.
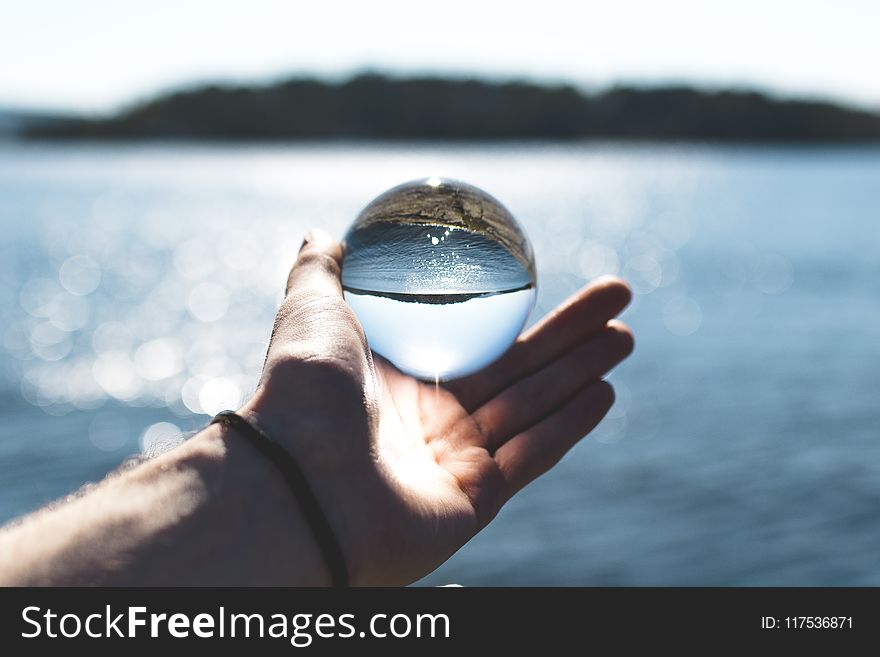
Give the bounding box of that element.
[25,74,880,142]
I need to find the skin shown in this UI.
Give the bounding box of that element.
[0,229,633,586]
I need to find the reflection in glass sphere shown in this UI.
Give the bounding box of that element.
[342,178,536,381]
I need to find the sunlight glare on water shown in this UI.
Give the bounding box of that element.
[6,143,879,587]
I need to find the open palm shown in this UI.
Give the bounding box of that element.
[244,230,633,585]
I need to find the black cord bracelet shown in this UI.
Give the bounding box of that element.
[210,410,349,587]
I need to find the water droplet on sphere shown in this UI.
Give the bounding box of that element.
[342,178,537,380]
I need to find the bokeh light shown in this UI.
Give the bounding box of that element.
[0,144,798,450]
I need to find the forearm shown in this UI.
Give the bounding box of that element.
[0,424,330,586]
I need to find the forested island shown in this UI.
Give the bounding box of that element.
[22,74,880,142]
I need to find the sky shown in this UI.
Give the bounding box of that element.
[2,0,878,114]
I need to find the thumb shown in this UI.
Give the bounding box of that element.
[272,227,369,364]
[285,228,344,298]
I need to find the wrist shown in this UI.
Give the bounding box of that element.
[237,389,381,586]
[176,424,334,586]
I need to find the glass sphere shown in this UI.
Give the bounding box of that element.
[342,177,536,380]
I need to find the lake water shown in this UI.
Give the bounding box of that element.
[0,142,878,585]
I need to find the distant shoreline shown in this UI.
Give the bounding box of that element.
[13,74,880,143]
[7,138,880,151]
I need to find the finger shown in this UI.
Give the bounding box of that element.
[473,320,633,450]
[270,228,369,364]
[285,228,344,299]
[494,380,614,497]
[251,229,375,443]
[447,277,631,410]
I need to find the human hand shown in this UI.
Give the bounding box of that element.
[241,229,634,585]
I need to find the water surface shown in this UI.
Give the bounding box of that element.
[1,142,878,585]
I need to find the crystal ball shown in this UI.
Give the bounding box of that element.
[341,177,536,381]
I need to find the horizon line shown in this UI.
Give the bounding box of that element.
[2,68,878,119]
